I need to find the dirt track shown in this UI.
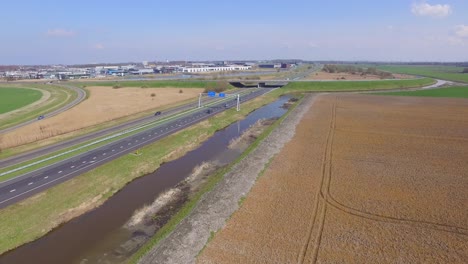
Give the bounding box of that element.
[198,94,468,263]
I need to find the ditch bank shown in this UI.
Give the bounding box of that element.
[0,95,294,264]
[138,94,316,264]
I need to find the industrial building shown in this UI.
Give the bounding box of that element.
[180,65,251,73]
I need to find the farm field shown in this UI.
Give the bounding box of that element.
[0,87,43,114]
[305,71,413,80]
[377,65,468,83]
[282,78,434,92]
[379,86,468,98]
[198,94,468,263]
[0,86,203,150]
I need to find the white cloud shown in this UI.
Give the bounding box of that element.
[94,43,104,50]
[411,1,452,18]
[447,36,466,46]
[455,25,468,38]
[46,29,76,37]
[308,42,319,48]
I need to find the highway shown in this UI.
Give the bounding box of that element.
[0,89,243,168]
[0,83,87,134]
[0,88,273,208]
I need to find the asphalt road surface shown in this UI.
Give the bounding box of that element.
[0,89,242,168]
[0,83,87,134]
[0,88,273,208]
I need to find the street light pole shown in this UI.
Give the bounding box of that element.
[198,93,202,108]
[236,94,240,111]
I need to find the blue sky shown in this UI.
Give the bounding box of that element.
[1,0,467,64]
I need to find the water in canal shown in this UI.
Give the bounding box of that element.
[0,95,291,264]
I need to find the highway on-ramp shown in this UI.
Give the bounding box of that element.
[0,83,87,134]
[0,88,273,208]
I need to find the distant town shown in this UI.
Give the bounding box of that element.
[0,61,300,81]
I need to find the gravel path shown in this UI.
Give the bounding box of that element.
[139,94,317,264]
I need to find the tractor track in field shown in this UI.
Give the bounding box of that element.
[300,95,468,264]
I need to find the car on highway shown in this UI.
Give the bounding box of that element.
[206,109,212,114]
[154,111,162,116]
[37,115,45,120]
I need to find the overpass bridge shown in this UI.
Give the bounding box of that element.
[229,80,289,88]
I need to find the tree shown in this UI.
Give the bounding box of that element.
[462,68,468,73]
[150,93,156,100]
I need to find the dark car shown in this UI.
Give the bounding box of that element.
[154,111,162,116]
[206,109,212,114]
[37,115,45,120]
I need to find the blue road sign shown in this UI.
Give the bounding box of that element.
[207,91,216,97]
[219,93,225,98]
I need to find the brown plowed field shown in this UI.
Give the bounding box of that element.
[0,86,203,149]
[197,94,468,263]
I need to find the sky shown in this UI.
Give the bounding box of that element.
[1,0,467,64]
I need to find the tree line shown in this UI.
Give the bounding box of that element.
[322,64,394,79]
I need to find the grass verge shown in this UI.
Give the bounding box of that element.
[376,65,468,83]
[281,78,435,92]
[376,86,468,98]
[127,94,303,263]
[72,80,235,90]
[0,84,79,131]
[0,90,279,255]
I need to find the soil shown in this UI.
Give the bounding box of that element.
[197,94,468,263]
[0,87,203,149]
[138,95,316,264]
[305,71,415,80]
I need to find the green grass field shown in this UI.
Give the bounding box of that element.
[0,84,79,131]
[378,86,468,98]
[376,65,468,83]
[74,80,233,89]
[0,87,43,114]
[281,78,435,92]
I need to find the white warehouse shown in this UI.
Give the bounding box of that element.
[180,65,251,73]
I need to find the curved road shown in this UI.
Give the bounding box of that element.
[0,88,273,208]
[0,83,87,134]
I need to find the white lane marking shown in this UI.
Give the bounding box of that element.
[82,161,86,163]
[143,137,145,140]
[10,189,16,193]
[112,149,115,152]
[28,182,33,185]
[128,143,131,145]
[44,176,49,179]
[103,153,107,156]
[120,146,124,148]
[93,157,96,159]
[71,166,75,168]
[90,161,95,163]
[58,171,63,174]
[0,92,264,205]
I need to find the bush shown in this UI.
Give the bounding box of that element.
[179,89,183,93]
[112,84,121,89]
